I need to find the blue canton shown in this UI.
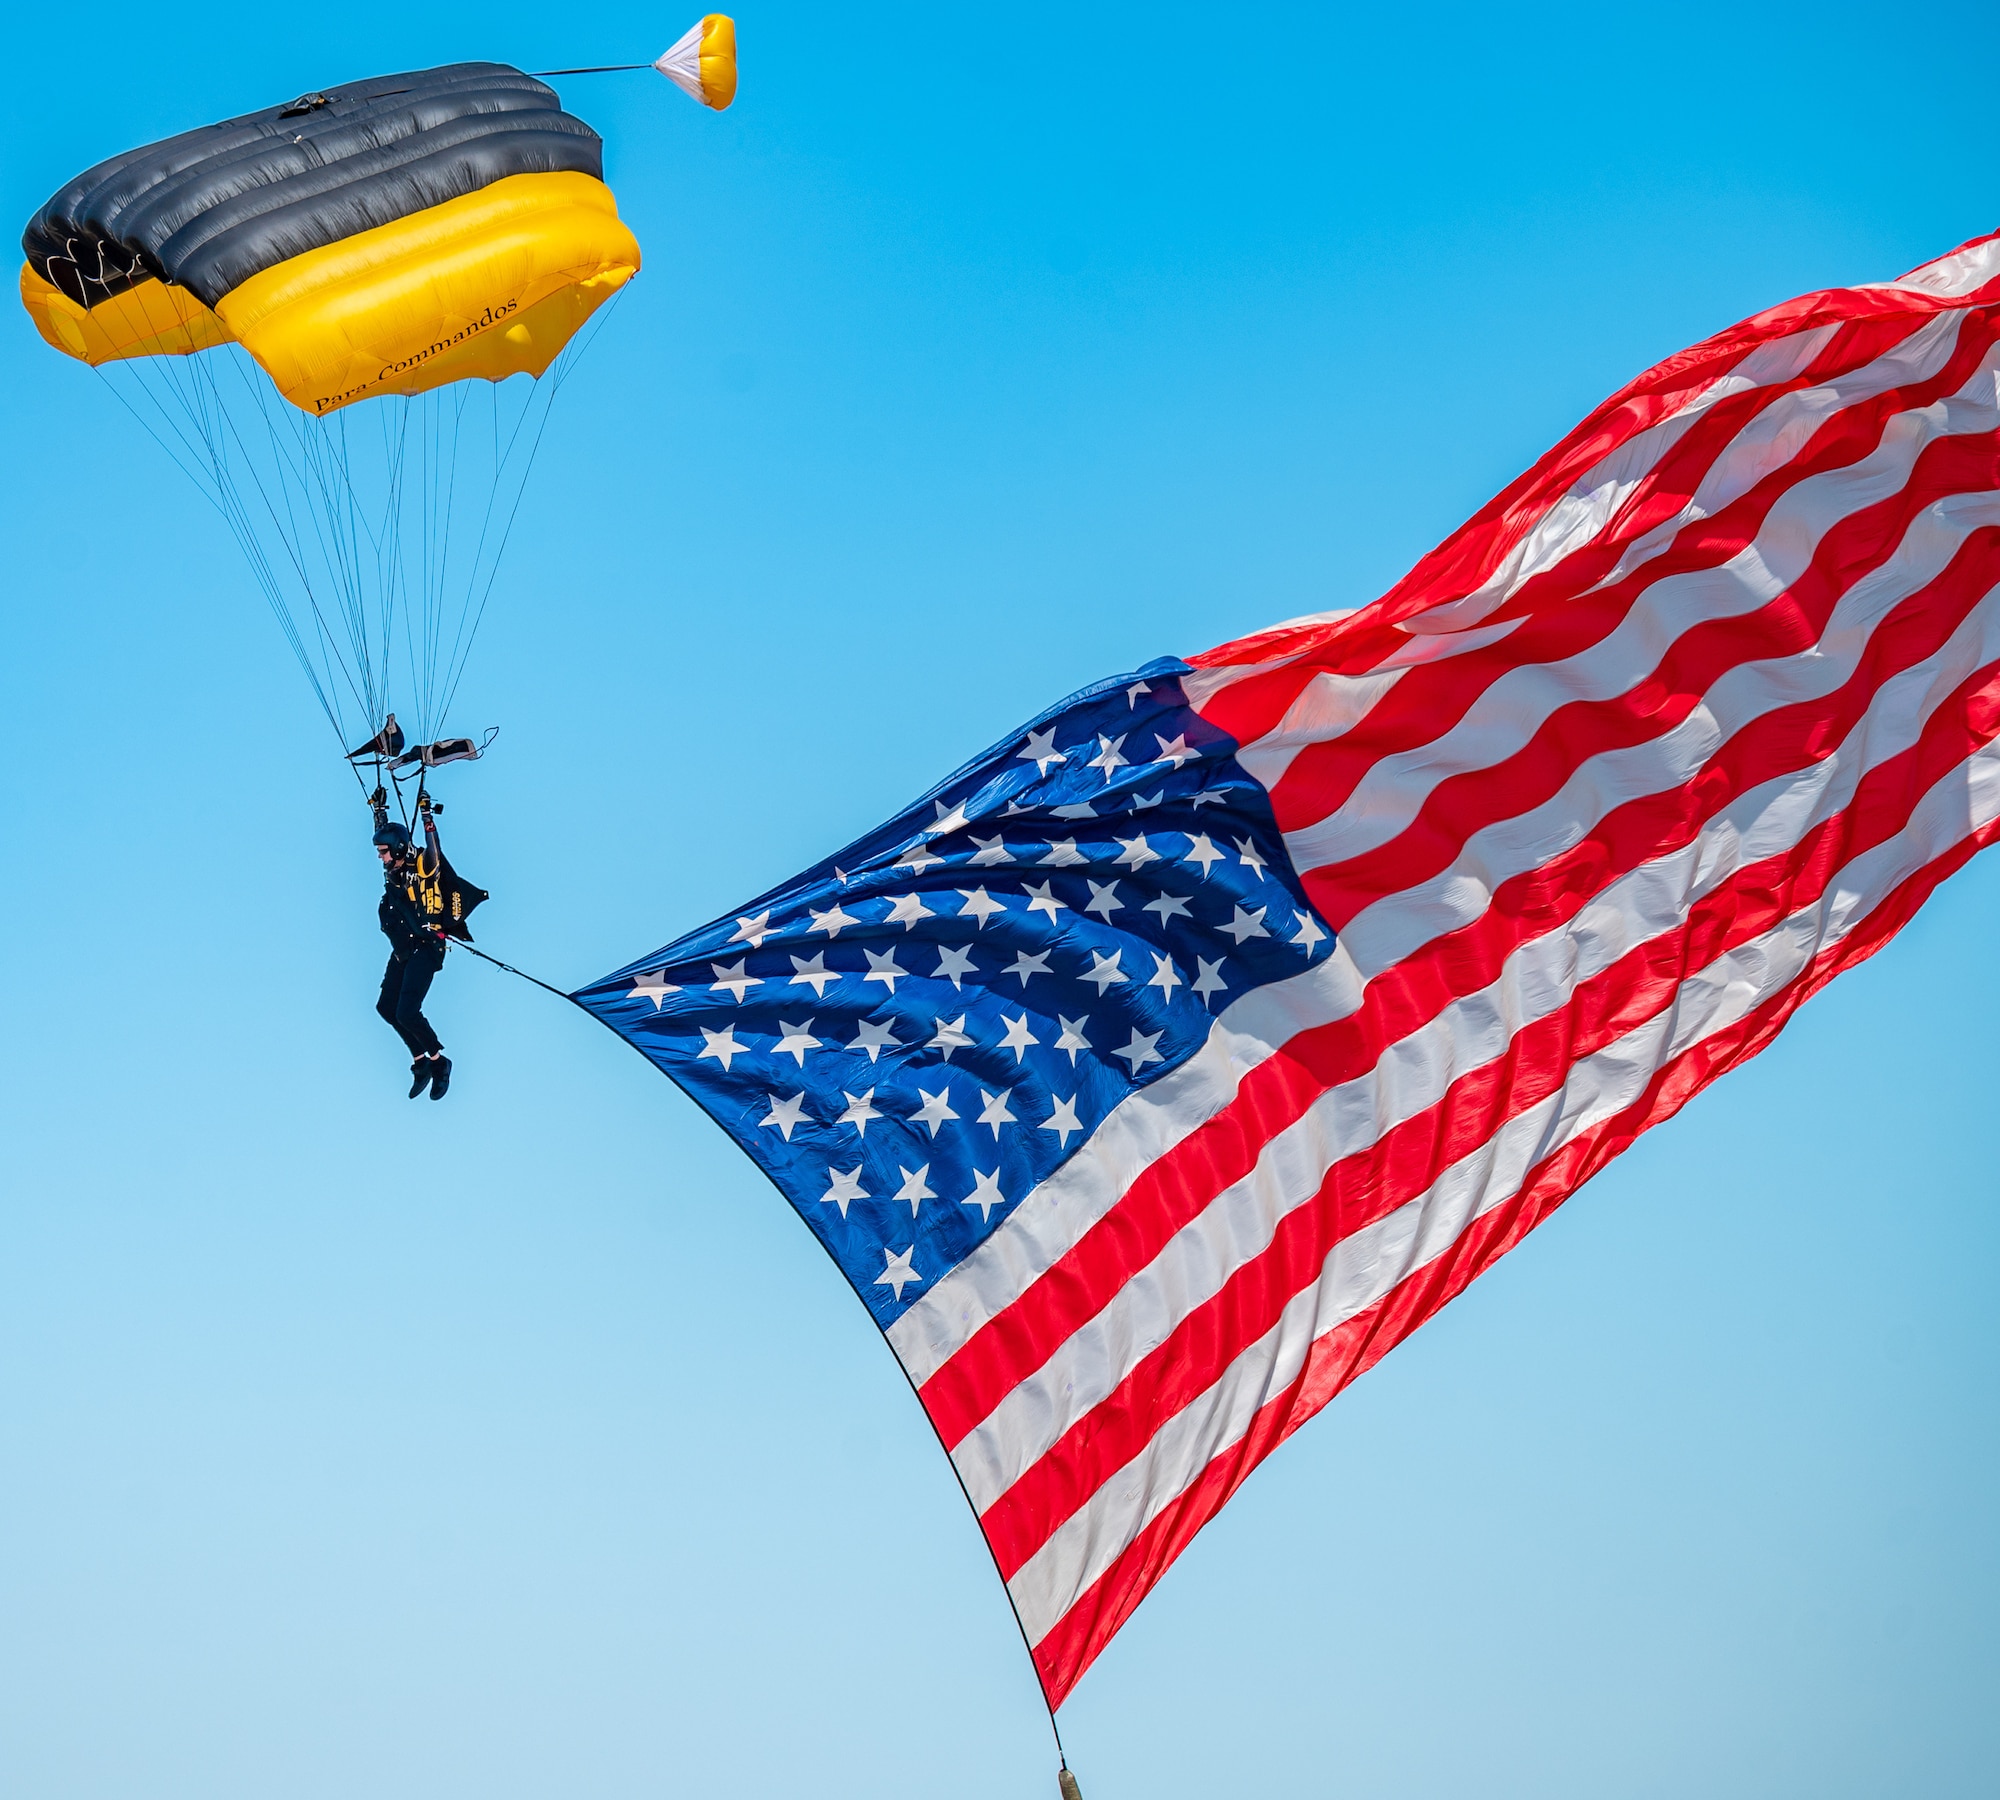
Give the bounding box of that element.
[574,659,1337,1328]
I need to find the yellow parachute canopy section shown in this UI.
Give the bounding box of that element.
[20,266,232,364]
[212,173,638,415]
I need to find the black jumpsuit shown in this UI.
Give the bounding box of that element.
[376,871,446,1058]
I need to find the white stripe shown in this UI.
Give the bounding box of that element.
[1876,234,2000,300]
[1180,316,1883,720]
[1282,347,2000,878]
[947,580,2000,1502]
[884,947,1365,1383]
[1401,324,1851,638]
[1335,490,2000,977]
[1231,617,1527,793]
[1191,309,1957,781]
[1004,729,2000,1643]
[1574,311,1965,606]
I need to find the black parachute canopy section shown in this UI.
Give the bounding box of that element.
[24,63,604,309]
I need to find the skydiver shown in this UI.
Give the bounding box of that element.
[373,822,452,1099]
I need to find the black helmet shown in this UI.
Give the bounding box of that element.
[372,822,412,851]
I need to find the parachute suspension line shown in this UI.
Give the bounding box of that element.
[435,289,627,728]
[364,395,416,733]
[195,345,354,727]
[208,347,376,737]
[434,368,551,721]
[183,344,359,737]
[229,352,369,733]
[94,354,349,745]
[79,284,624,762]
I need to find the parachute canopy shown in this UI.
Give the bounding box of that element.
[20,63,641,415]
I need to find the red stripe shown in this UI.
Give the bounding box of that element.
[1265,317,2000,849]
[1026,792,2000,1707]
[976,641,2000,1577]
[919,527,2000,1450]
[1188,287,1971,716]
[1293,429,2000,923]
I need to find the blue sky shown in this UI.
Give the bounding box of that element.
[4,4,1997,1796]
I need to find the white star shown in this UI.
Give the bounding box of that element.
[729,910,775,948]
[1113,834,1159,870]
[976,1087,1017,1136]
[1001,800,1035,818]
[933,945,978,988]
[961,1168,1007,1221]
[969,834,1013,867]
[1293,911,1329,954]
[928,1014,975,1060]
[1041,1094,1084,1147]
[788,952,839,997]
[893,1163,936,1215]
[809,901,860,937]
[1234,837,1268,878]
[837,1088,881,1134]
[1039,839,1087,867]
[957,887,1007,927]
[1114,1029,1165,1073]
[1125,679,1153,707]
[849,1017,902,1061]
[772,1019,822,1065]
[884,892,936,930]
[1152,732,1199,768]
[1088,733,1129,776]
[1003,949,1053,985]
[1132,790,1165,811]
[1052,803,1098,820]
[1190,788,1227,808]
[1081,949,1129,993]
[863,949,908,992]
[911,1085,959,1135]
[630,968,680,1008]
[1019,727,1068,775]
[895,843,944,874]
[759,1092,809,1140]
[999,1013,1041,1061]
[709,960,762,1002]
[1220,905,1271,944]
[926,799,971,837]
[821,1166,868,1217]
[1055,1015,1092,1063]
[1146,951,1183,996]
[1192,956,1229,1006]
[1084,879,1123,920]
[875,1246,922,1300]
[1181,834,1225,878]
[1143,891,1194,923]
[1024,881,1069,922]
[696,1026,745,1070]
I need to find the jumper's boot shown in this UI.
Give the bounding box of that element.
[409,1056,434,1099]
[429,1055,453,1101]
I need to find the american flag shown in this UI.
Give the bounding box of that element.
[576,225,2000,1708]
